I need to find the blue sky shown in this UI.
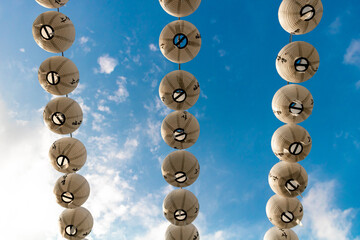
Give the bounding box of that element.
[0,0,360,239]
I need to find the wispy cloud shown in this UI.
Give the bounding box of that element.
[19,48,25,53]
[344,39,360,66]
[149,43,158,52]
[95,54,118,74]
[329,17,341,34]
[78,36,93,53]
[108,76,129,103]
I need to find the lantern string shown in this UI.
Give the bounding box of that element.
[58,7,72,139]
[179,16,181,71]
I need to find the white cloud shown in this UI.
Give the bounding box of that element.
[80,36,89,44]
[116,138,139,160]
[97,99,111,113]
[218,49,226,57]
[344,39,360,66]
[108,76,129,103]
[296,179,359,240]
[91,112,105,131]
[329,17,341,34]
[19,48,25,52]
[96,54,118,74]
[79,36,92,53]
[149,43,158,52]
[355,80,360,89]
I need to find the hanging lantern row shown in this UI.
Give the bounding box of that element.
[158,0,202,239]
[33,1,94,239]
[264,0,323,239]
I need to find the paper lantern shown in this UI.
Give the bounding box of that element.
[159,0,201,17]
[269,161,308,198]
[38,56,79,95]
[264,227,299,240]
[33,11,75,53]
[279,0,323,35]
[159,20,201,64]
[35,0,69,9]
[162,150,200,187]
[276,41,319,83]
[59,207,93,239]
[43,97,83,134]
[271,124,312,162]
[49,137,87,173]
[159,70,200,111]
[272,84,314,124]
[161,111,200,149]
[54,173,90,208]
[266,194,303,229]
[165,224,200,240]
[163,189,199,226]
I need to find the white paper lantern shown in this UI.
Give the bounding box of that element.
[159,20,201,64]
[159,0,201,17]
[264,227,299,240]
[266,194,303,229]
[279,0,323,35]
[163,189,199,226]
[54,173,90,209]
[272,84,314,124]
[161,111,200,149]
[159,70,200,111]
[36,0,69,9]
[33,11,75,53]
[269,161,308,198]
[43,97,83,135]
[59,207,93,239]
[162,150,200,187]
[271,124,312,162]
[276,41,319,83]
[165,224,200,240]
[38,56,79,95]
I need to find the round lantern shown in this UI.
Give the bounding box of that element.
[163,189,199,226]
[159,0,201,17]
[35,0,69,9]
[264,227,299,240]
[272,84,314,124]
[38,56,79,96]
[279,0,323,35]
[43,97,83,135]
[159,20,201,64]
[59,207,93,239]
[269,161,308,198]
[162,150,200,187]
[33,11,75,53]
[266,194,303,229]
[49,137,87,173]
[165,224,200,240]
[271,124,312,162]
[161,111,200,149]
[54,173,90,209]
[276,41,320,83]
[159,70,200,111]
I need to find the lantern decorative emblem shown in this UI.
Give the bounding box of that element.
[33,1,93,238]
[158,0,202,238]
[265,0,323,237]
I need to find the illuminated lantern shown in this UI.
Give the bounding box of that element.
[159,20,201,64]
[49,137,87,173]
[38,56,79,96]
[276,41,319,83]
[279,0,323,35]
[162,150,200,187]
[271,124,312,162]
[264,227,299,240]
[266,194,303,229]
[32,11,75,53]
[165,224,200,240]
[159,70,200,111]
[54,173,90,208]
[272,84,313,124]
[163,189,199,226]
[159,0,201,17]
[161,111,200,149]
[35,0,69,9]
[59,207,93,239]
[269,161,308,198]
[43,97,83,135]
